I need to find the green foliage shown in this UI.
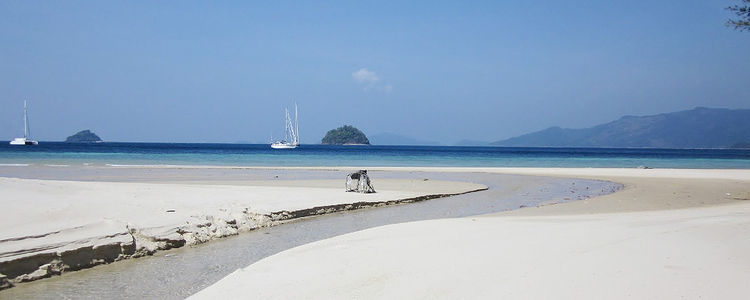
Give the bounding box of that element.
[321,125,370,145]
[65,130,102,143]
[727,0,750,31]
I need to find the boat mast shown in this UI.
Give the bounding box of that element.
[294,102,299,145]
[24,100,29,139]
[284,108,291,143]
[288,107,296,144]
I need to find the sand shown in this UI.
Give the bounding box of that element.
[0,175,486,287]
[189,168,750,299]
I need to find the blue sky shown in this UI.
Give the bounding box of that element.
[1,0,749,144]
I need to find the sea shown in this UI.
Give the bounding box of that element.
[1,142,749,168]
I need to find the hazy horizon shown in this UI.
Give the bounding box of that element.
[2,1,749,144]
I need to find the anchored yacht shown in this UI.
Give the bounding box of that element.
[10,100,38,146]
[271,104,299,149]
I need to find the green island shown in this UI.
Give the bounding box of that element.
[65,130,103,143]
[321,125,370,145]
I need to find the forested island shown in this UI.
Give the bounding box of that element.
[65,130,103,143]
[321,125,370,145]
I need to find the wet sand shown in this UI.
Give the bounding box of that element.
[0,166,618,299]
[0,166,486,289]
[190,168,750,300]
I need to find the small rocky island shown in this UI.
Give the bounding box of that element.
[321,125,370,145]
[65,130,103,143]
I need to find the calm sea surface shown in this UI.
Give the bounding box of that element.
[1,142,749,168]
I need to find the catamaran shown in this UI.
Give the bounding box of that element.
[271,104,299,149]
[10,100,38,146]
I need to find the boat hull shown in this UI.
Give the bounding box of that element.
[10,138,38,145]
[271,143,298,149]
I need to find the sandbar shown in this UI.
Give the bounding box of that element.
[190,168,750,299]
[0,172,486,288]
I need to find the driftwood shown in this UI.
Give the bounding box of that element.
[346,170,376,193]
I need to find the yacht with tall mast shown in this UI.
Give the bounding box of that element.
[10,100,38,146]
[271,103,299,149]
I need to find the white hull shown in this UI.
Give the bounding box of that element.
[271,143,298,149]
[10,138,38,145]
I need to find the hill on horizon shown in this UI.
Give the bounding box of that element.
[65,130,102,143]
[454,139,491,146]
[368,132,440,146]
[321,125,370,145]
[492,107,750,148]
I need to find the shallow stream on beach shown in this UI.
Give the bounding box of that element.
[0,168,620,299]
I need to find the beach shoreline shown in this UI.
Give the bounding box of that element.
[188,167,750,299]
[2,165,748,298]
[0,166,496,290]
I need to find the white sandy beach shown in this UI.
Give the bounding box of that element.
[0,175,486,287]
[190,168,750,299]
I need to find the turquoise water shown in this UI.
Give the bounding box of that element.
[1,142,749,168]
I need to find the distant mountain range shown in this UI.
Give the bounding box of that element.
[453,139,490,146]
[492,107,750,148]
[369,133,440,146]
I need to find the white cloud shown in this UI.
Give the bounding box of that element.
[352,68,379,84]
[352,68,393,92]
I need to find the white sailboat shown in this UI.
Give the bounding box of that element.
[10,100,38,146]
[271,103,299,149]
